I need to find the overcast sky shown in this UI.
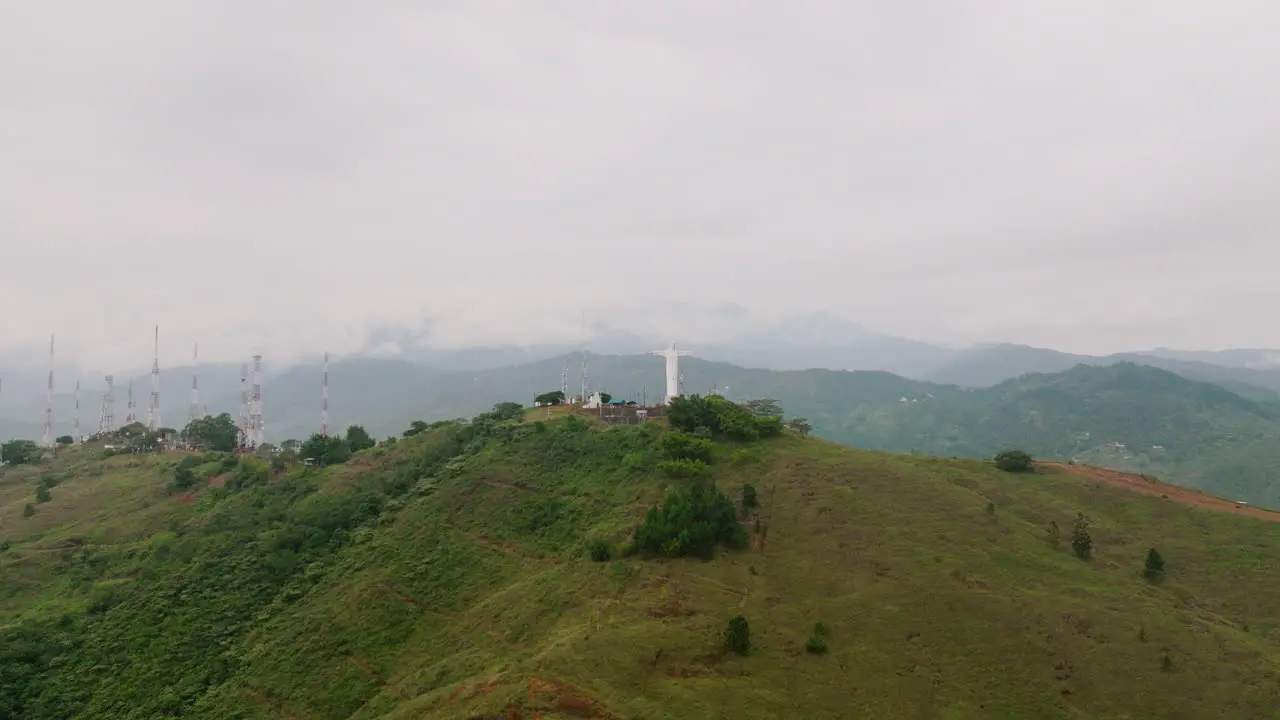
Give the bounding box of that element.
[3,1,1278,369]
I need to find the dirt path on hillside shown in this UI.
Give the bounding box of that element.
[1041,462,1280,523]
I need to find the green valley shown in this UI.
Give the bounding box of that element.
[2,396,1278,718]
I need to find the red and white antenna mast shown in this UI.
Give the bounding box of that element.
[189,342,201,426]
[73,379,80,443]
[99,375,116,434]
[237,362,248,448]
[249,354,263,448]
[125,378,135,425]
[321,352,329,436]
[147,325,160,432]
[43,334,54,447]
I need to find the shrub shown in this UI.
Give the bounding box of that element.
[994,449,1034,473]
[620,452,648,473]
[588,540,612,562]
[812,620,829,637]
[1142,548,1165,582]
[805,635,828,655]
[23,503,35,518]
[742,483,758,509]
[1071,512,1093,560]
[35,485,52,504]
[657,458,710,479]
[169,466,201,493]
[660,432,714,463]
[724,615,750,655]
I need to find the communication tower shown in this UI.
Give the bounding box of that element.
[321,352,329,436]
[99,375,116,434]
[147,325,161,432]
[43,334,54,447]
[189,343,201,425]
[237,363,249,447]
[248,354,263,448]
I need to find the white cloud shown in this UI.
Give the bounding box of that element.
[2,0,1278,370]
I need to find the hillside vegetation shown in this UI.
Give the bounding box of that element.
[808,363,1280,508]
[2,397,1279,718]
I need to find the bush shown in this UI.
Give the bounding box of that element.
[35,485,52,504]
[805,635,828,655]
[724,615,750,655]
[23,503,35,518]
[169,466,201,493]
[620,452,648,473]
[657,458,710,479]
[994,449,1034,473]
[742,483,758,509]
[812,620,829,637]
[1142,548,1165,582]
[588,540,612,562]
[1071,512,1093,560]
[660,432,714,463]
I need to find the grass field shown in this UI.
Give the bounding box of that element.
[2,413,1279,719]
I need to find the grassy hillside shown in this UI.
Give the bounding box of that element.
[2,402,1279,718]
[12,355,1275,508]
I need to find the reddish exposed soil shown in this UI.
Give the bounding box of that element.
[1041,462,1280,523]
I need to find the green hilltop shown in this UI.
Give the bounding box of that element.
[2,396,1279,718]
[247,357,1280,507]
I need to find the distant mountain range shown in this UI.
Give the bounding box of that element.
[6,315,1280,506]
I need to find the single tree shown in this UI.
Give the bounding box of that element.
[1047,520,1061,549]
[724,615,751,655]
[786,417,813,437]
[742,483,758,509]
[345,424,376,453]
[743,398,783,418]
[55,435,73,446]
[181,413,239,452]
[35,484,52,504]
[403,420,429,437]
[280,438,301,452]
[994,449,1034,473]
[1142,548,1166,582]
[23,503,36,518]
[534,390,565,405]
[1071,512,1093,560]
[599,392,613,404]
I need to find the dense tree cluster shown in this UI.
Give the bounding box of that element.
[1,439,40,466]
[631,476,747,559]
[667,394,785,441]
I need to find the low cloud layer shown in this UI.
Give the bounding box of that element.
[3,1,1278,370]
